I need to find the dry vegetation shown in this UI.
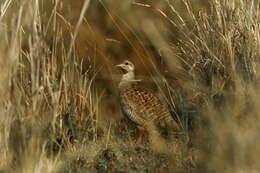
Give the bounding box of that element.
[0,0,259,172]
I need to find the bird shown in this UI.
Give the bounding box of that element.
[116,60,180,142]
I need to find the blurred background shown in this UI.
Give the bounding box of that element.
[0,0,259,172]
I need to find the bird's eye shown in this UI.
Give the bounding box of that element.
[125,62,129,65]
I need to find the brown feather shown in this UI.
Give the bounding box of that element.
[116,60,180,133]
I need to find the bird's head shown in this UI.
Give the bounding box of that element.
[115,60,136,86]
[115,60,135,74]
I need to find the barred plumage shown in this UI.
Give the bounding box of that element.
[116,60,180,140]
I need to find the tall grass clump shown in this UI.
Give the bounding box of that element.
[0,0,101,172]
[182,1,259,172]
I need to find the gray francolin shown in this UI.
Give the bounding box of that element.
[116,60,180,142]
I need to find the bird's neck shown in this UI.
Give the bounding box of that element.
[119,71,135,87]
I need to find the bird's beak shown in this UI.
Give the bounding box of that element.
[115,64,123,68]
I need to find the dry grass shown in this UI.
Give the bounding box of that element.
[0,0,259,172]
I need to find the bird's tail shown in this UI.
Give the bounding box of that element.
[155,117,180,139]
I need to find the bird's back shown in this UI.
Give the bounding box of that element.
[119,82,180,131]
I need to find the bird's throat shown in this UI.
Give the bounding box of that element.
[121,68,128,74]
[119,71,135,87]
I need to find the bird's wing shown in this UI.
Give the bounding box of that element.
[122,85,180,131]
[121,86,166,120]
[119,88,146,126]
